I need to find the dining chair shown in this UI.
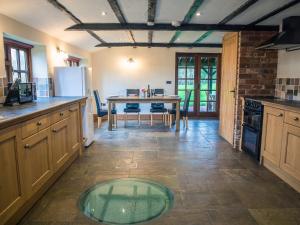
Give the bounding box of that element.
[168,90,192,129]
[93,90,117,128]
[150,89,168,126]
[124,89,141,126]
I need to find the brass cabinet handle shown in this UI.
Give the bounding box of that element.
[69,109,76,112]
[60,112,64,116]
[24,144,30,149]
[36,121,42,126]
[52,129,58,133]
[278,113,283,117]
[294,117,299,121]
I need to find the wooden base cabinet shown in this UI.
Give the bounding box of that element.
[261,104,300,192]
[0,100,85,225]
[22,128,53,198]
[280,124,300,181]
[51,118,70,172]
[68,104,81,154]
[0,128,25,224]
[261,106,284,166]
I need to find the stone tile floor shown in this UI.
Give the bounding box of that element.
[20,120,300,225]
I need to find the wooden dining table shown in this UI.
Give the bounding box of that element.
[106,95,181,131]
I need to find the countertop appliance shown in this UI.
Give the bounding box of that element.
[241,97,268,161]
[4,80,35,106]
[54,66,94,147]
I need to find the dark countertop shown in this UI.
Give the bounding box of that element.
[244,96,300,112]
[0,97,86,130]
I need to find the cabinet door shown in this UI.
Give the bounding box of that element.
[51,118,69,172]
[0,128,25,224]
[261,106,284,166]
[22,128,52,198]
[280,124,300,180]
[68,104,81,154]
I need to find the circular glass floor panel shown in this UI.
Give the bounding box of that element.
[78,178,174,224]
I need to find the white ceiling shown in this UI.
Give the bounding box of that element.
[0,0,299,51]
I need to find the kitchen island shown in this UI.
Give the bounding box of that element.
[0,97,86,225]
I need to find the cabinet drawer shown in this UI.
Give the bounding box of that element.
[284,111,300,128]
[51,107,70,124]
[21,115,50,139]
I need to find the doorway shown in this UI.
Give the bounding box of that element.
[175,53,221,118]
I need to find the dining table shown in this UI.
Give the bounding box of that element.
[106,95,181,131]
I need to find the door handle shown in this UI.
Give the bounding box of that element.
[230,89,236,93]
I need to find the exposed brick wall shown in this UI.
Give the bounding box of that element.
[233,31,278,149]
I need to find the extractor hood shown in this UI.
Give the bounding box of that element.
[256,16,300,51]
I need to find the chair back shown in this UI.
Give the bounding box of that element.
[93,90,102,115]
[126,89,140,109]
[151,89,164,109]
[182,90,192,116]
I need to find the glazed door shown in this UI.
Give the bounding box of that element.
[176,53,220,117]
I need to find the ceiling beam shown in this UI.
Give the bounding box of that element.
[47,0,106,43]
[194,0,259,43]
[107,0,135,43]
[249,0,300,25]
[148,0,157,44]
[95,42,222,48]
[66,23,278,31]
[169,0,205,43]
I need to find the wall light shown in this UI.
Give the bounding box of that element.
[127,58,135,64]
[56,47,69,60]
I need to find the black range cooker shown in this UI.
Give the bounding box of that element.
[241,97,274,161]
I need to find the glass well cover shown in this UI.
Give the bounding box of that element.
[79,178,174,224]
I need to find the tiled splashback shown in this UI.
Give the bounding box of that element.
[33,77,53,97]
[275,78,300,101]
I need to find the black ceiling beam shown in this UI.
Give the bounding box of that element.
[47,0,106,43]
[194,0,259,43]
[148,0,157,44]
[219,0,259,24]
[169,0,205,43]
[249,0,300,25]
[66,23,278,32]
[107,0,135,43]
[95,42,222,48]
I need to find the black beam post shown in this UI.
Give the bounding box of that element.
[47,0,106,43]
[148,0,157,44]
[66,23,278,31]
[107,0,136,43]
[95,42,222,48]
[249,0,300,25]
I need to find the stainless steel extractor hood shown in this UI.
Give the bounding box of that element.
[256,16,300,50]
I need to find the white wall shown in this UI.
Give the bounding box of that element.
[0,13,91,78]
[92,47,221,113]
[277,50,300,78]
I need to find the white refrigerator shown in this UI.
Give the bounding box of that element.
[54,66,94,147]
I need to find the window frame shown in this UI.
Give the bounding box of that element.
[4,38,33,83]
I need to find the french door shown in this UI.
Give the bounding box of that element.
[175,53,221,117]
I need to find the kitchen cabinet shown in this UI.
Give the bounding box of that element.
[0,98,85,225]
[51,118,70,172]
[261,106,284,166]
[22,128,53,198]
[68,104,81,154]
[261,104,300,192]
[0,128,25,224]
[280,123,300,181]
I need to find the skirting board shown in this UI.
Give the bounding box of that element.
[263,157,300,193]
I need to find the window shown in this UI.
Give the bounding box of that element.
[4,38,33,82]
[66,56,80,67]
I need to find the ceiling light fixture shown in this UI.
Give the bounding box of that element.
[101,11,107,16]
[196,12,201,16]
